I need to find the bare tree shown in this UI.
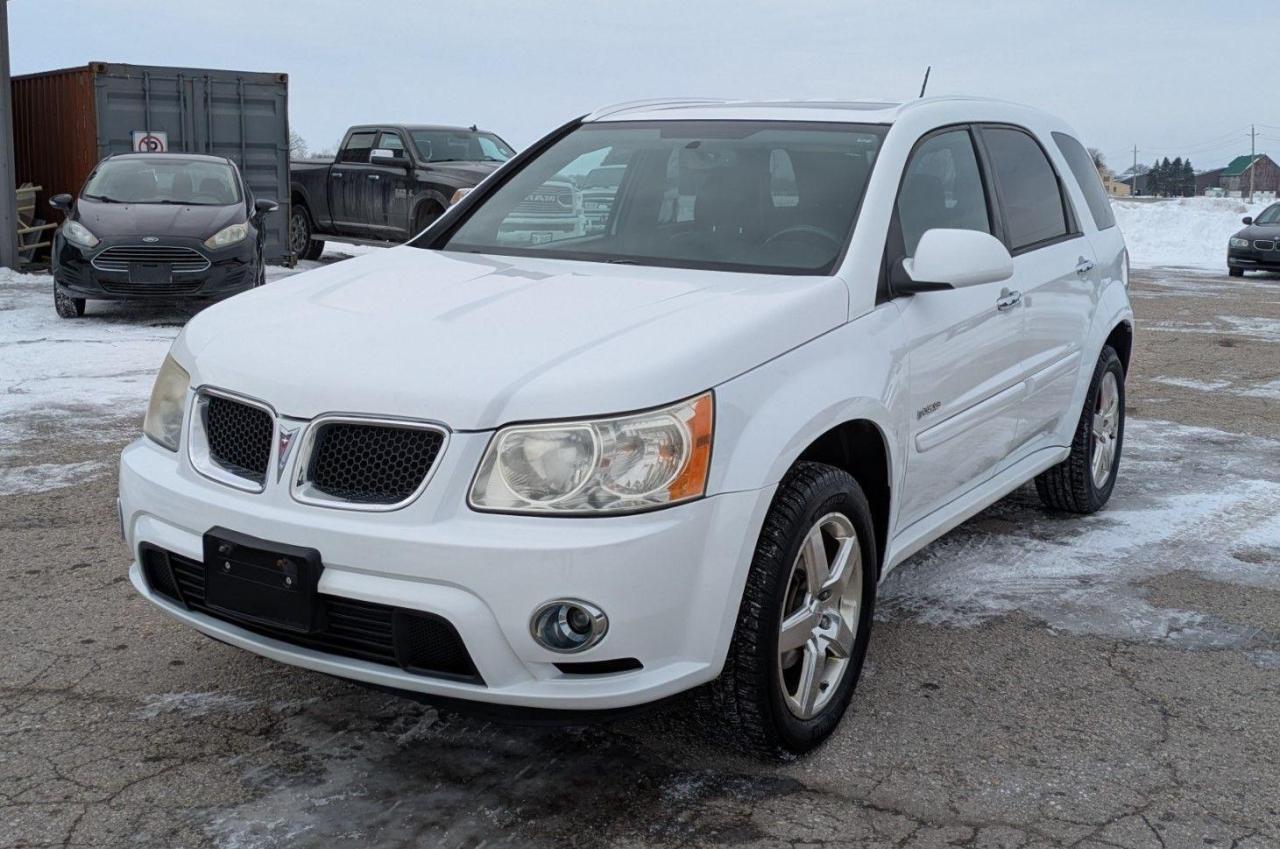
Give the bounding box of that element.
[1087,147,1111,179]
[289,130,309,159]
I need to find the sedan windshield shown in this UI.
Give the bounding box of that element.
[411,130,515,163]
[1255,204,1280,226]
[438,120,886,274]
[82,157,242,206]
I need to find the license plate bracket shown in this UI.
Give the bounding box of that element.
[129,261,172,284]
[203,527,324,633]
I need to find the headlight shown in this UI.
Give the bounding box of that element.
[469,392,713,514]
[63,220,99,248]
[1230,237,1250,248]
[205,223,248,248]
[142,355,190,451]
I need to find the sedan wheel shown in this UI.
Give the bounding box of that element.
[777,513,862,720]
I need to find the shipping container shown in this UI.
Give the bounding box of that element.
[11,62,292,262]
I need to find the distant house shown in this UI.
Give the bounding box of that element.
[1218,154,1280,196]
[1194,167,1226,195]
[1103,174,1131,197]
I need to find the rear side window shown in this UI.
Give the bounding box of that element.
[896,129,992,256]
[1052,132,1116,230]
[339,131,376,163]
[982,127,1070,250]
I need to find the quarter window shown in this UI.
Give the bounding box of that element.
[896,129,991,256]
[1052,132,1116,230]
[983,127,1070,250]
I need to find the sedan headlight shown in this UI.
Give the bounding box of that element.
[142,355,191,451]
[205,223,248,249]
[469,392,714,514]
[63,220,99,248]
[1230,237,1250,248]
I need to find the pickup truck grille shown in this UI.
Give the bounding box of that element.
[297,419,445,507]
[92,245,211,273]
[513,187,575,216]
[204,395,273,484]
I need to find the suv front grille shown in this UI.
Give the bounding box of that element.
[300,420,445,506]
[140,546,481,683]
[204,395,273,484]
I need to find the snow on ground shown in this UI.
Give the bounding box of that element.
[0,246,379,495]
[1113,196,1275,271]
[881,418,1280,665]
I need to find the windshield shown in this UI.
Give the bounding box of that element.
[410,130,515,163]
[438,121,886,274]
[1255,204,1280,226]
[82,157,242,205]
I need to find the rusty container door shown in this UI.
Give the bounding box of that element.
[10,65,98,225]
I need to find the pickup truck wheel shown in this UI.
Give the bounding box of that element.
[413,203,443,236]
[1034,345,1125,514]
[290,206,324,261]
[54,286,85,318]
[699,461,877,758]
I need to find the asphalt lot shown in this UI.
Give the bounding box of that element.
[2,265,1278,849]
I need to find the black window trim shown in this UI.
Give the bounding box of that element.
[879,122,1001,302]
[973,122,1082,257]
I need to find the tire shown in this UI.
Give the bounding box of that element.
[54,286,85,318]
[1228,267,1244,278]
[413,203,443,237]
[699,461,878,758]
[1034,345,1125,514]
[290,205,324,261]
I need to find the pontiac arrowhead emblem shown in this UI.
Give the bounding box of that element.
[276,426,300,481]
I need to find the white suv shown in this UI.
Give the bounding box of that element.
[120,97,1133,755]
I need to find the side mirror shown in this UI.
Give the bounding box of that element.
[1243,216,1254,226]
[895,229,1014,294]
[369,149,407,168]
[254,198,279,215]
[49,193,73,211]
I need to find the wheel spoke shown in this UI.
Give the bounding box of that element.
[779,606,818,654]
[820,536,858,597]
[796,641,827,717]
[826,613,856,659]
[800,526,830,591]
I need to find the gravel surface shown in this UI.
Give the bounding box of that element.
[2,266,1277,849]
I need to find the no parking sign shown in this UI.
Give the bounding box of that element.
[131,131,168,153]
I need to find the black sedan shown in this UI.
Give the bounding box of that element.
[50,153,277,317]
[1227,202,1280,277]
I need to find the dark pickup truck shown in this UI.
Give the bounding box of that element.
[288,124,514,259]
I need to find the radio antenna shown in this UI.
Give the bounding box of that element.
[919,66,932,98]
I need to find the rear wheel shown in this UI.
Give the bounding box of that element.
[1035,345,1124,514]
[1228,267,1244,278]
[700,462,877,757]
[290,205,324,261]
[54,286,85,318]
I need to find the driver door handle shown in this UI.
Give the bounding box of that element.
[368,174,381,181]
[1075,256,1095,275]
[996,289,1023,311]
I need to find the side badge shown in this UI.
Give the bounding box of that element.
[276,426,300,481]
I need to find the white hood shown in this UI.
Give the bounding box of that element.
[176,247,848,430]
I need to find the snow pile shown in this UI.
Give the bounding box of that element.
[1112,196,1274,270]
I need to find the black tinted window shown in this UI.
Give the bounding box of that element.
[1052,132,1115,230]
[339,131,376,163]
[896,130,991,256]
[983,128,1069,250]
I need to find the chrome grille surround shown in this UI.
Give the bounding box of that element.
[1253,239,1276,251]
[291,414,449,511]
[92,244,212,274]
[187,388,276,493]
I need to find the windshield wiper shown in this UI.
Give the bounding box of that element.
[83,194,124,203]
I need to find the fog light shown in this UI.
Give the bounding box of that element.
[531,600,607,653]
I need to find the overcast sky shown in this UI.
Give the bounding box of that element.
[10,0,1278,172]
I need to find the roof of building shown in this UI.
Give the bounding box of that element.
[1222,154,1270,177]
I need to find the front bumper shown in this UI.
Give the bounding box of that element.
[1228,248,1280,271]
[53,236,258,300]
[119,432,773,710]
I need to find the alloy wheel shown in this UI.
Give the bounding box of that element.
[289,209,309,256]
[777,512,862,720]
[1091,371,1120,489]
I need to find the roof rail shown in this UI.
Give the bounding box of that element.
[584,97,729,122]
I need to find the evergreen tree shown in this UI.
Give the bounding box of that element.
[1183,159,1196,196]
[1159,157,1174,197]
[1171,158,1184,197]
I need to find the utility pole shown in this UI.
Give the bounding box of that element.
[1131,145,1138,196]
[0,0,19,270]
[1248,124,1257,203]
